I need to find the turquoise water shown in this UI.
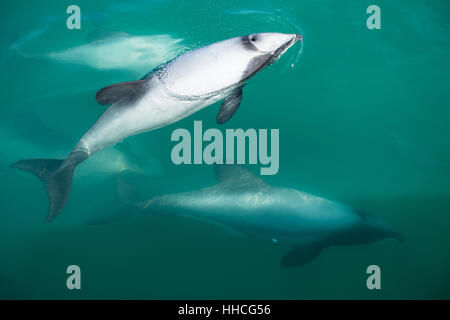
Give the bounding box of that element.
[1,0,450,299]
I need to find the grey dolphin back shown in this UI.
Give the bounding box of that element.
[96,79,150,106]
[11,150,88,222]
[280,244,323,267]
[214,164,268,190]
[216,87,243,124]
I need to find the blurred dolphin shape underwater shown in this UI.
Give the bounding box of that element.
[135,165,404,267]
[11,32,302,221]
[12,30,185,73]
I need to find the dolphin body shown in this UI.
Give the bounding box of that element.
[12,32,302,221]
[47,34,184,72]
[12,30,185,73]
[137,165,404,267]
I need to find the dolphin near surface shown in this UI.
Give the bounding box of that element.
[12,32,302,221]
[1,112,162,177]
[135,165,404,267]
[12,30,185,73]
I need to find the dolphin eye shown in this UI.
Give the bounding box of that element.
[249,35,257,42]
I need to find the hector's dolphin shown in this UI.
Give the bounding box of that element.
[136,165,403,267]
[11,28,185,73]
[12,32,302,221]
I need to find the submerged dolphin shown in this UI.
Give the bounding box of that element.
[12,32,302,221]
[136,165,404,267]
[12,30,185,73]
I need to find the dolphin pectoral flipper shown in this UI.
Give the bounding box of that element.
[216,87,243,124]
[96,79,150,106]
[280,244,323,267]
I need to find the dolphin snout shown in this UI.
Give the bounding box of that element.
[294,34,303,42]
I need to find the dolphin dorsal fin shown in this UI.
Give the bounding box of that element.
[96,79,150,106]
[214,164,268,189]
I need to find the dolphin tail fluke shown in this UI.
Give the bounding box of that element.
[11,151,87,222]
[280,244,323,267]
